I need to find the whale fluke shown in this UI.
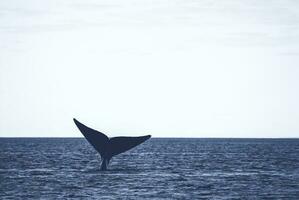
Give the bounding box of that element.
[73,118,151,170]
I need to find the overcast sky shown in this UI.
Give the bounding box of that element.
[0,0,299,137]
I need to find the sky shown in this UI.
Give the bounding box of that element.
[0,0,299,138]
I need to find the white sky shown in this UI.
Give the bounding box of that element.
[0,0,299,137]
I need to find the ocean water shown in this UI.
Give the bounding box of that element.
[0,138,299,199]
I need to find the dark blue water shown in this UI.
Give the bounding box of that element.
[1,138,299,199]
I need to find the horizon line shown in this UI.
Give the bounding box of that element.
[0,136,298,139]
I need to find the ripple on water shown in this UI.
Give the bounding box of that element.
[0,138,299,199]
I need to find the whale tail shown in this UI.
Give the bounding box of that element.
[73,118,151,170]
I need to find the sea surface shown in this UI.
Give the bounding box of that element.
[0,138,299,199]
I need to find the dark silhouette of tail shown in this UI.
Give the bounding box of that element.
[73,118,151,170]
